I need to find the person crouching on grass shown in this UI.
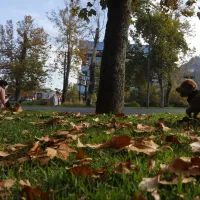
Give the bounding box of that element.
[0,80,11,109]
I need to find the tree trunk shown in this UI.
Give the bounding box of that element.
[86,19,100,106]
[15,80,21,101]
[62,51,67,102]
[159,78,164,108]
[96,0,131,114]
[165,81,172,107]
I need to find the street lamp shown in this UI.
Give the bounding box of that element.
[146,7,152,108]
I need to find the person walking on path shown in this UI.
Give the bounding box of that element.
[0,80,10,109]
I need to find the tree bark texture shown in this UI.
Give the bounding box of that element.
[62,51,67,102]
[86,19,100,106]
[96,0,131,114]
[165,81,172,107]
[159,78,165,108]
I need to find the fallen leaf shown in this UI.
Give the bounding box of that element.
[6,143,27,151]
[4,117,14,121]
[21,185,53,200]
[127,138,160,156]
[19,180,31,187]
[112,161,138,174]
[190,141,200,152]
[160,135,180,144]
[155,122,171,132]
[77,138,102,149]
[75,149,86,160]
[46,143,76,160]
[135,124,156,133]
[159,177,195,185]
[100,135,131,150]
[148,156,156,171]
[0,151,9,157]
[151,190,160,200]
[22,130,29,134]
[104,128,115,134]
[93,118,99,122]
[68,165,105,177]
[138,176,159,192]
[0,179,15,191]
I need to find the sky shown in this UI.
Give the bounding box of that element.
[0,0,200,90]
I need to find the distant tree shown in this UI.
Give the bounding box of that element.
[0,16,48,100]
[86,3,106,107]
[66,83,79,102]
[133,6,189,107]
[47,0,88,103]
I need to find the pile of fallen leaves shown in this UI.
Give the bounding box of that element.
[0,110,200,199]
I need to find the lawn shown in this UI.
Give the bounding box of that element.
[0,109,200,200]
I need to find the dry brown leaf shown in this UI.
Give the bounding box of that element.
[35,135,50,142]
[148,157,156,171]
[46,143,76,160]
[100,135,131,150]
[138,176,159,192]
[155,122,171,132]
[135,124,156,133]
[104,128,115,134]
[131,192,147,200]
[0,179,15,191]
[160,135,180,144]
[0,151,9,157]
[93,118,100,122]
[19,180,31,187]
[127,138,159,156]
[6,143,27,151]
[164,157,200,177]
[112,161,137,174]
[54,130,69,135]
[4,117,14,121]
[21,185,53,200]
[22,130,29,134]
[77,138,102,149]
[0,192,11,199]
[68,165,105,177]
[190,141,200,152]
[151,190,160,200]
[159,177,195,185]
[75,149,86,160]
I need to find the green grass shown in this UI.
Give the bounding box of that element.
[0,110,200,199]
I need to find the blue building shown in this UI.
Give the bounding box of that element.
[78,41,149,97]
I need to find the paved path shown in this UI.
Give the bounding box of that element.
[23,106,186,115]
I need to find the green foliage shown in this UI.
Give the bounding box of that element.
[66,83,79,102]
[0,16,48,93]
